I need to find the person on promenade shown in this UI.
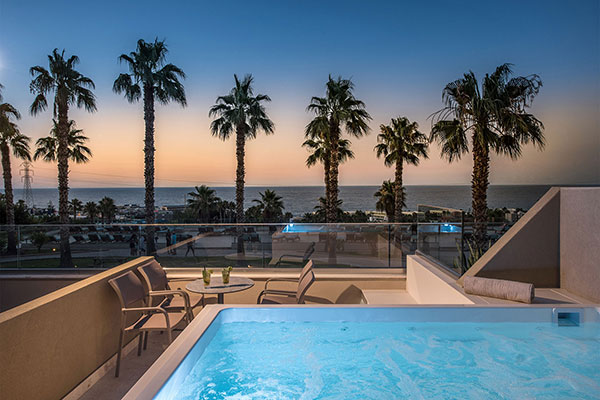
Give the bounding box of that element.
[129,234,137,256]
[140,235,147,255]
[166,230,172,254]
[171,231,178,255]
[185,238,196,257]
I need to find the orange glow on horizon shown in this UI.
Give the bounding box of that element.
[6,99,599,189]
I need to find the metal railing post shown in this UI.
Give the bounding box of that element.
[460,211,466,272]
[139,225,142,258]
[17,225,21,269]
[437,223,441,260]
[387,224,391,268]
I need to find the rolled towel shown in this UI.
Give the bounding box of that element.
[463,276,534,303]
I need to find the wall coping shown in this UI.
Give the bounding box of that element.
[166,267,406,281]
[0,256,153,323]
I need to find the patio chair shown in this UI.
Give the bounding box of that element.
[272,242,315,266]
[137,260,215,322]
[260,260,313,299]
[257,269,315,304]
[108,271,187,377]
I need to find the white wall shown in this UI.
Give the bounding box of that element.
[407,255,474,304]
[560,187,600,303]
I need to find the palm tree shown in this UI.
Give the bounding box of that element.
[34,120,92,163]
[215,200,236,223]
[187,185,218,223]
[0,86,31,254]
[253,189,284,222]
[302,134,354,200]
[313,196,344,222]
[99,197,116,223]
[306,76,371,222]
[209,74,274,225]
[84,201,98,223]
[374,180,406,222]
[69,198,82,221]
[375,117,428,221]
[29,49,96,267]
[430,64,544,248]
[113,39,186,255]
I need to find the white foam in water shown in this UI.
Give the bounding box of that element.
[165,321,600,400]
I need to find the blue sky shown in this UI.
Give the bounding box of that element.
[0,0,598,187]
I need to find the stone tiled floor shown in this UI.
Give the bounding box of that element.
[78,330,182,400]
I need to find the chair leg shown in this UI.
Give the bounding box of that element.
[167,328,173,344]
[115,330,124,378]
[137,332,143,356]
[143,331,149,350]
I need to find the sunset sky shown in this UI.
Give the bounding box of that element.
[0,0,598,188]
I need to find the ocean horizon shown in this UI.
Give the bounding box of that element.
[6,185,563,216]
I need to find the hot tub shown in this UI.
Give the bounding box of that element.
[125,305,600,400]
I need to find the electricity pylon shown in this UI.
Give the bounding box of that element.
[20,161,34,209]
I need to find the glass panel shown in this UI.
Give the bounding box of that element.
[0,223,418,270]
[0,220,517,271]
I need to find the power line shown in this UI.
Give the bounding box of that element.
[32,166,230,185]
[31,165,279,186]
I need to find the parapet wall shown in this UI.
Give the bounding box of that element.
[560,187,600,302]
[459,187,561,287]
[0,256,154,400]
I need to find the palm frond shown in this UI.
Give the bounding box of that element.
[430,119,468,162]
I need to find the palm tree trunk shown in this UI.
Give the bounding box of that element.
[394,161,403,223]
[143,84,156,255]
[471,138,490,250]
[327,122,339,265]
[57,103,73,267]
[235,125,245,256]
[327,123,340,223]
[323,148,331,219]
[1,143,17,255]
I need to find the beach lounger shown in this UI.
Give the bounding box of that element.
[272,242,315,266]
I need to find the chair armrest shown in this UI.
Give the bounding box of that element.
[264,277,298,291]
[257,288,297,303]
[122,306,171,328]
[149,290,191,309]
[265,289,296,296]
[122,306,168,315]
[262,288,297,297]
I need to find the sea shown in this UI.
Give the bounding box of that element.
[9,185,557,216]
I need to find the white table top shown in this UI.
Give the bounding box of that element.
[186,276,254,295]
